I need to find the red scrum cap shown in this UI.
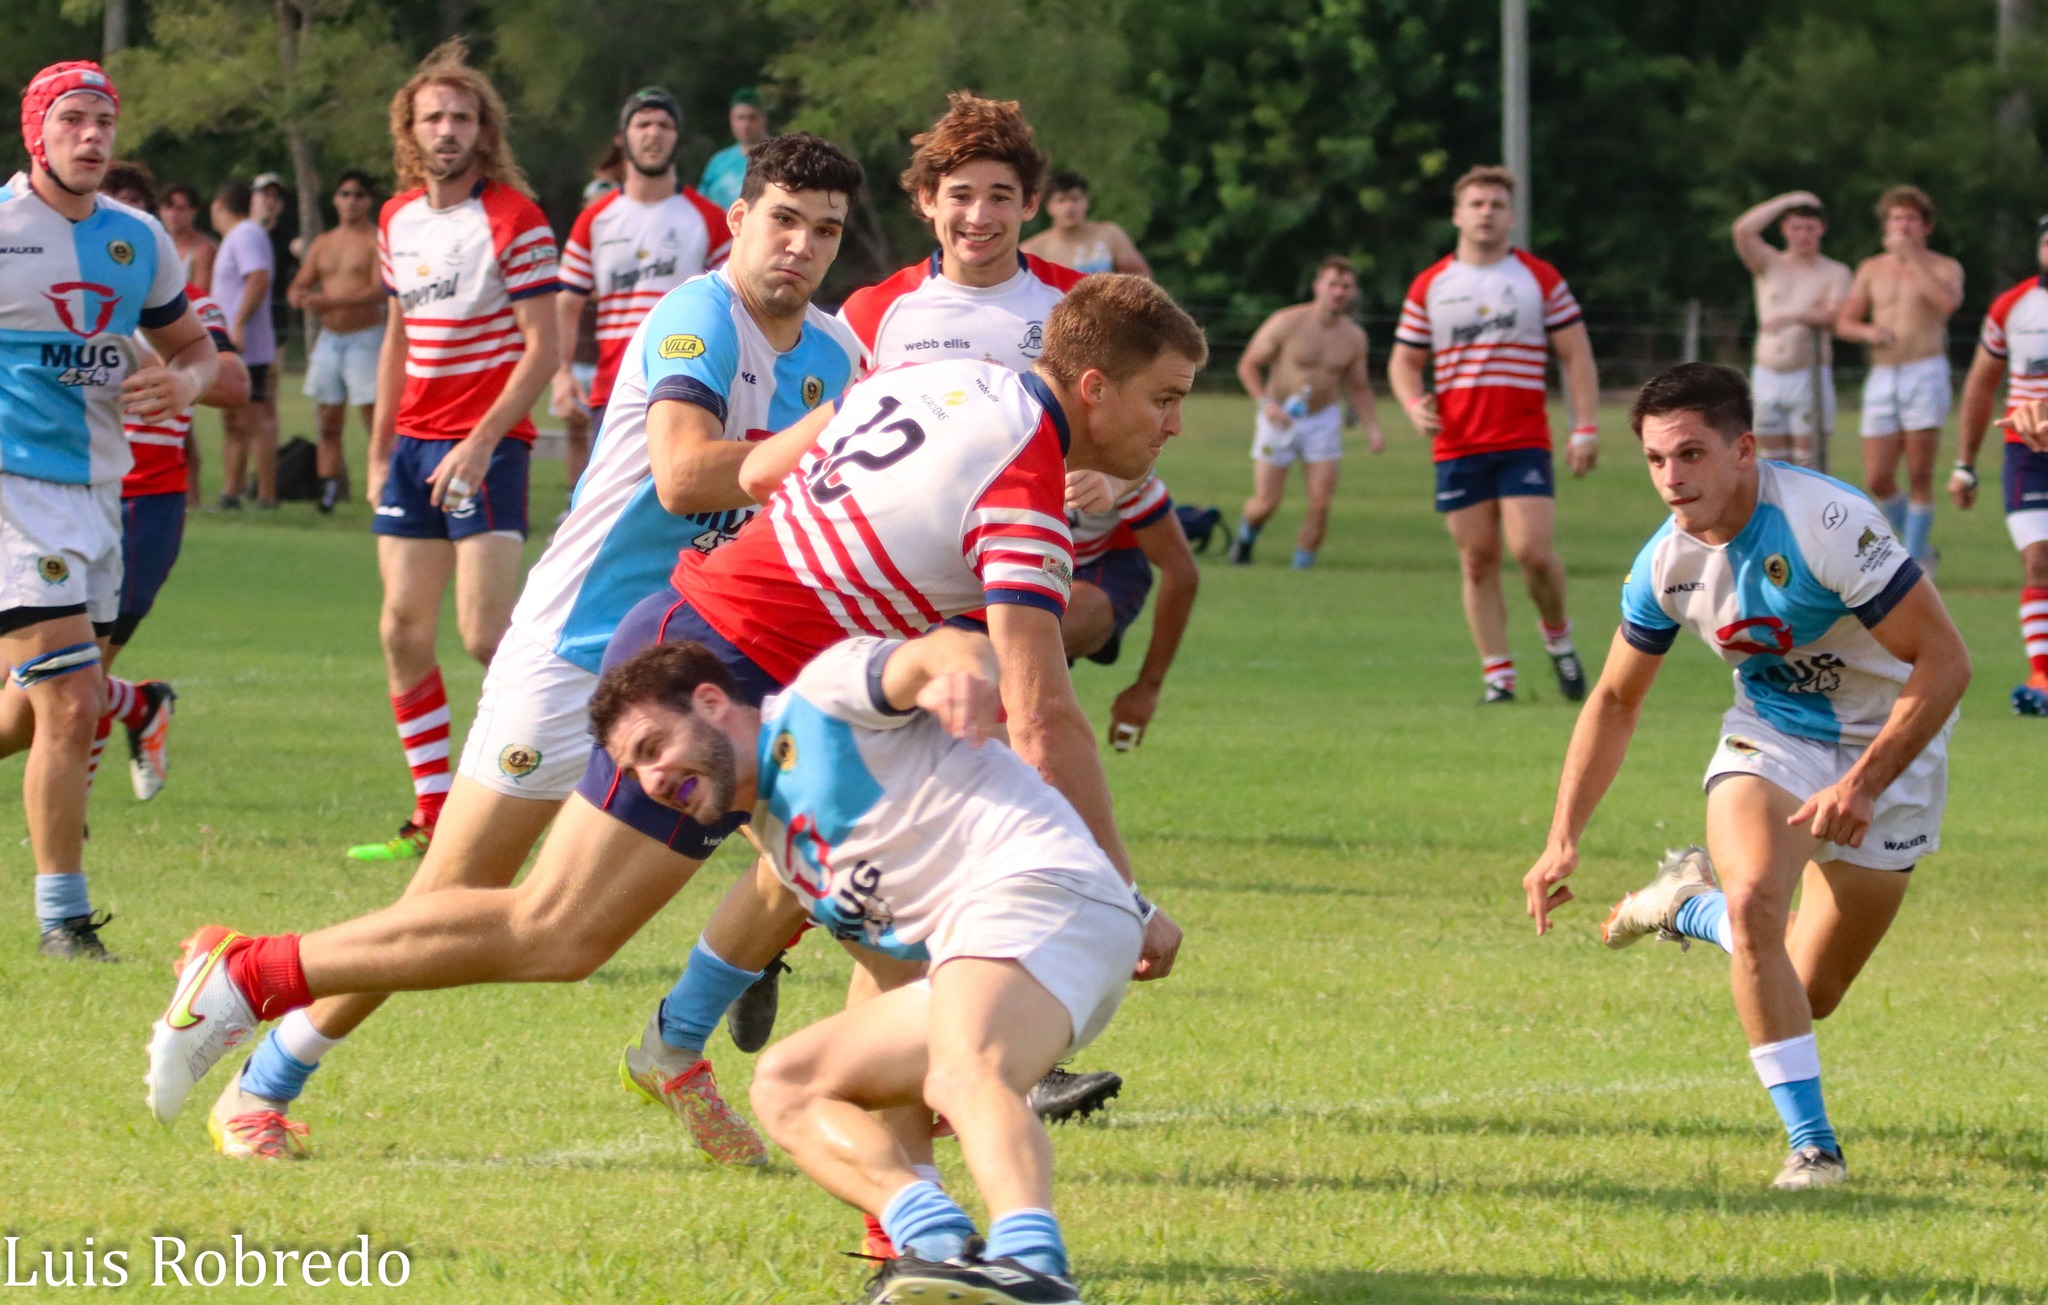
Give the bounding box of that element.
[21,61,120,172]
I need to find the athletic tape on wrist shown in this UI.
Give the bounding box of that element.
[1951,463,1978,487]
[1132,889,1158,923]
[10,641,100,689]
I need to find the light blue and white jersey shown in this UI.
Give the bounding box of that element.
[0,173,187,486]
[510,269,859,672]
[1620,461,1926,744]
[755,638,1133,961]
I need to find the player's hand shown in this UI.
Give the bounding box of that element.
[1867,325,1896,349]
[228,324,245,351]
[426,433,496,510]
[1064,470,1118,515]
[915,666,1000,747]
[1260,399,1293,431]
[549,367,585,421]
[1366,424,1387,455]
[1782,189,1822,210]
[1403,393,1440,438]
[119,366,199,424]
[1135,905,1181,980]
[1522,843,1578,936]
[1108,681,1159,747]
[1789,778,1875,848]
[2003,401,2048,452]
[1948,467,1978,510]
[1568,435,1599,478]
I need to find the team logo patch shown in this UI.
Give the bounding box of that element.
[35,555,69,585]
[942,391,967,406]
[106,239,134,266]
[1764,553,1790,587]
[497,744,543,779]
[1822,501,1846,530]
[1041,555,1073,587]
[1020,320,1045,355]
[44,281,121,338]
[771,732,798,771]
[1723,735,1762,758]
[660,333,706,360]
[1855,525,1896,573]
[415,263,430,277]
[801,375,824,408]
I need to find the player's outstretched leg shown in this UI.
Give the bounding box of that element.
[1601,847,1720,950]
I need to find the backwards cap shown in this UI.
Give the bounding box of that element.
[619,87,682,136]
[21,61,119,172]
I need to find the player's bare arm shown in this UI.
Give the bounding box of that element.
[738,400,841,501]
[1732,191,1821,274]
[1110,511,1199,745]
[1236,308,1293,426]
[1952,347,2007,509]
[285,232,327,311]
[424,292,558,508]
[985,601,1182,980]
[366,296,407,504]
[1107,223,1152,279]
[125,309,219,425]
[1894,244,1965,318]
[1387,340,1439,437]
[877,626,1003,745]
[1835,261,1887,347]
[1790,580,1969,847]
[1552,320,1601,476]
[227,264,270,353]
[646,400,761,515]
[1522,629,1666,934]
[1344,322,1385,453]
[550,285,589,417]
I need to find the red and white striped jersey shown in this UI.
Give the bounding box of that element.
[378,179,558,442]
[1070,472,1171,566]
[838,252,1085,376]
[1395,249,1581,461]
[121,285,232,499]
[1979,276,2048,443]
[558,187,730,409]
[675,359,1075,685]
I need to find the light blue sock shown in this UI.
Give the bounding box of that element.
[1236,519,1262,545]
[657,936,764,1053]
[1880,494,1908,534]
[1292,548,1316,569]
[880,1180,975,1263]
[34,873,89,931]
[1904,503,1935,561]
[1752,1033,1838,1154]
[985,1208,1068,1278]
[240,1030,320,1103]
[1673,890,1734,955]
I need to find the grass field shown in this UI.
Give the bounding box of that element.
[2,390,2044,1304]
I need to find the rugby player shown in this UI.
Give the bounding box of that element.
[552,88,730,461]
[349,40,560,863]
[1,62,218,959]
[1951,215,2048,716]
[1063,470,1198,747]
[146,277,1194,1171]
[287,170,384,512]
[1389,165,1599,704]
[1732,191,1852,468]
[1522,363,1970,1190]
[1226,254,1382,569]
[175,135,863,1160]
[1836,186,1964,568]
[594,628,1143,1305]
[1020,170,1151,277]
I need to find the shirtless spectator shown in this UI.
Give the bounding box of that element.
[288,170,384,512]
[1733,191,1852,468]
[211,180,279,509]
[1022,171,1150,277]
[1226,255,1382,569]
[1838,185,1964,565]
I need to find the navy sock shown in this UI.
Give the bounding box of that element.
[880,1180,975,1263]
[657,936,764,1053]
[985,1208,1068,1278]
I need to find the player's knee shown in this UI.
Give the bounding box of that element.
[749,1043,815,1138]
[506,896,610,981]
[34,674,102,743]
[460,630,501,667]
[921,1050,1001,1121]
[1458,541,1502,580]
[1722,884,1788,948]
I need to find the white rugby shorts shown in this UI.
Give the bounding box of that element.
[0,476,122,625]
[1860,354,1952,437]
[1703,705,1952,871]
[302,322,385,408]
[456,622,599,801]
[1252,404,1343,466]
[1751,364,1835,438]
[924,869,1144,1055]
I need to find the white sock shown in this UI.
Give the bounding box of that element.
[274,1008,345,1065]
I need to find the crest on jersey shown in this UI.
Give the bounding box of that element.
[106,239,134,266]
[942,391,967,406]
[415,263,430,277]
[801,375,824,408]
[1822,501,1846,531]
[1722,735,1762,758]
[771,732,798,771]
[1041,555,1073,588]
[1020,320,1045,356]
[35,555,68,585]
[43,281,120,338]
[497,744,542,779]
[660,333,706,360]
[1764,553,1790,587]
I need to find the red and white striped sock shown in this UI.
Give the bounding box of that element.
[2023,587,2048,683]
[391,669,452,829]
[1483,656,1516,693]
[85,711,111,798]
[1539,619,1575,656]
[104,676,148,729]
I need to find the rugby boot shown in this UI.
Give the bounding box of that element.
[1028,1066,1121,1123]
[869,1253,1082,1304]
[147,926,260,1123]
[346,820,431,863]
[2012,681,2048,716]
[1549,648,1588,701]
[1770,1145,1848,1191]
[1482,684,1516,705]
[728,949,790,1053]
[1224,533,1253,566]
[127,680,177,801]
[208,1072,309,1161]
[38,910,116,962]
[620,1011,766,1167]
[861,1213,898,1260]
[1601,846,1717,950]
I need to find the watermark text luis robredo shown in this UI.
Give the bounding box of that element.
[3,1235,411,1289]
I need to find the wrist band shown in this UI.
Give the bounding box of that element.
[1951,463,1978,487]
[1570,428,1599,445]
[1132,889,1159,924]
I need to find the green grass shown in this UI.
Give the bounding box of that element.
[1,392,2044,1304]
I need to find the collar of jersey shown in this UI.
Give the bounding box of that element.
[1019,371,1071,454]
[924,249,1029,295]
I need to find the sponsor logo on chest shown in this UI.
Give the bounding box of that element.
[401,273,462,313]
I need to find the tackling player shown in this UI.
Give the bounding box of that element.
[1951,215,2048,716]
[1,62,218,959]
[1522,363,1970,1190]
[176,136,863,1160]
[145,277,1195,1170]
[552,88,730,447]
[350,40,560,862]
[1063,470,1199,747]
[1227,255,1382,569]
[1389,165,1599,704]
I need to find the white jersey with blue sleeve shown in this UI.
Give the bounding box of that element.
[0,175,188,486]
[1620,462,1925,744]
[753,637,1132,961]
[510,270,860,672]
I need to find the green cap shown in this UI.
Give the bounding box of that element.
[730,87,762,110]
